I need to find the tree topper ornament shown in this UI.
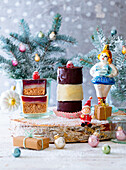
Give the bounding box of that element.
[90,45,118,104]
[80,97,94,127]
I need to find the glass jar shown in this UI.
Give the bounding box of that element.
[16,79,53,119]
[107,115,126,144]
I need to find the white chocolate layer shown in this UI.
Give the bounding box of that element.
[24,84,45,89]
[57,84,83,101]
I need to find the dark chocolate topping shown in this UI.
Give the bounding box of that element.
[57,67,83,84]
[57,101,82,112]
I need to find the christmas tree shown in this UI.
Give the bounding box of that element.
[72,26,126,102]
[0,13,76,80]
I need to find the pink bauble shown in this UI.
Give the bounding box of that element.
[12,60,18,66]
[116,130,126,141]
[88,135,99,147]
[19,44,26,52]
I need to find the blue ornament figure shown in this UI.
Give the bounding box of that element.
[12,147,21,158]
[90,45,118,104]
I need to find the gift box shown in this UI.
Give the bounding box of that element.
[13,136,49,150]
[94,104,112,120]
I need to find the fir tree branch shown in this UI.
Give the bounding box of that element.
[122,55,126,64]
[56,35,77,44]
[48,46,65,53]
[41,40,51,60]
[19,19,30,38]
[10,51,18,60]
[19,19,32,53]
[49,13,62,34]
[10,33,32,53]
[0,55,11,65]
[80,58,93,65]
[10,33,26,44]
[0,15,76,80]
[33,40,45,48]
[27,43,32,53]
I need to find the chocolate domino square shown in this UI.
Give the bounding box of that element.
[21,95,47,114]
[23,79,46,96]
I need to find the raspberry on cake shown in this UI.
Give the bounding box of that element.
[33,71,40,80]
[66,61,74,68]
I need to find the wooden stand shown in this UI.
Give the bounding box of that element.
[10,113,113,143]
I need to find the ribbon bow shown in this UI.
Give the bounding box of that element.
[24,129,35,138]
[99,99,109,107]
[23,130,44,150]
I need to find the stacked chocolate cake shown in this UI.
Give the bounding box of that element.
[57,66,83,112]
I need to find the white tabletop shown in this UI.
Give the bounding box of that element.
[0,112,126,170]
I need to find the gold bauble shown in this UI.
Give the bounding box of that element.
[54,135,66,149]
[35,54,40,62]
[122,46,126,55]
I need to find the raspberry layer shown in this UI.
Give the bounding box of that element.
[21,96,47,102]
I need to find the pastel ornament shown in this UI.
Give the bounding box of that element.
[90,45,118,105]
[12,147,21,158]
[49,31,56,40]
[34,54,40,62]
[19,43,26,52]
[12,60,18,66]
[0,87,20,112]
[54,134,66,149]
[88,132,99,147]
[102,144,111,154]
[38,31,44,38]
[116,126,126,141]
[111,29,117,36]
